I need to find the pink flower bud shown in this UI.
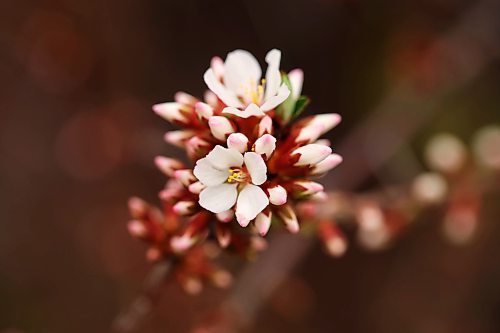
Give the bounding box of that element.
[170,235,195,253]
[204,91,218,107]
[188,181,206,194]
[255,211,272,236]
[195,102,214,119]
[208,116,235,141]
[295,114,341,143]
[215,223,231,248]
[174,169,195,186]
[154,156,183,177]
[174,91,197,106]
[294,181,324,196]
[173,201,195,215]
[267,185,287,205]
[311,154,343,174]
[210,56,225,79]
[227,133,249,153]
[292,144,332,166]
[152,102,188,123]
[127,220,148,238]
[277,205,299,233]
[254,134,276,158]
[128,197,148,218]
[258,115,273,136]
[216,210,234,223]
[164,130,194,147]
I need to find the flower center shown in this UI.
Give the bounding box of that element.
[227,167,247,183]
[241,79,266,104]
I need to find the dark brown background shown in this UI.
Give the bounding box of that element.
[1,0,500,332]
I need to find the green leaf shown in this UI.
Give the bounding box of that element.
[291,95,310,120]
[275,72,295,124]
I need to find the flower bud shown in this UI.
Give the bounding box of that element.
[127,220,148,238]
[277,205,299,233]
[186,136,210,160]
[128,197,148,218]
[204,91,218,107]
[154,156,184,177]
[227,133,249,153]
[188,181,206,194]
[311,154,343,174]
[174,91,197,106]
[208,116,235,141]
[170,235,195,253]
[255,211,272,236]
[215,223,231,248]
[195,102,214,119]
[210,56,225,79]
[164,130,194,147]
[174,169,196,186]
[412,172,448,205]
[258,115,273,136]
[216,210,234,223]
[288,68,303,99]
[152,102,188,123]
[254,134,276,158]
[267,185,287,205]
[173,201,195,215]
[295,114,341,143]
[293,181,324,196]
[425,133,466,173]
[292,144,332,166]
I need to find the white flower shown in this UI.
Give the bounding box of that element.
[193,134,277,227]
[203,49,290,115]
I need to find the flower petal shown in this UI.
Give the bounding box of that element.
[223,50,262,95]
[199,183,238,213]
[236,184,269,227]
[203,69,243,107]
[222,103,265,118]
[264,49,282,100]
[260,83,290,112]
[254,134,276,158]
[244,152,267,185]
[227,133,249,153]
[288,68,303,100]
[267,185,287,205]
[193,157,229,186]
[207,145,243,169]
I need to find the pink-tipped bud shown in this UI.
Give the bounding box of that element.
[254,134,277,158]
[310,191,328,202]
[204,91,218,107]
[215,224,231,248]
[174,91,197,106]
[294,181,324,196]
[128,197,148,218]
[154,156,184,177]
[277,205,299,233]
[174,169,195,186]
[227,133,249,153]
[210,56,225,79]
[267,185,287,205]
[325,236,347,257]
[295,114,341,143]
[186,136,210,159]
[255,211,272,236]
[188,181,206,194]
[292,144,332,166]
[208,116,235,141]
[312,154,343,175]
[216,210,234,223]
[152,102,188,123]
[164,130,194,147]
[258,115,273,136]
[195,102,214,119]
[288,68,304,99]
[170,235,195,253]
[127,220,148,238]
[173,201,195,215]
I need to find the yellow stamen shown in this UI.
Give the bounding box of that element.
[227,168,246,183]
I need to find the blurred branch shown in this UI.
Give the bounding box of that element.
[195,0,500,331]
[112,259,173,333]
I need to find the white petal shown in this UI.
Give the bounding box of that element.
[222,103,265,118]
[199,183,238,213]
[292,144,332,166]
[207,145,243,169]
[264,49,282,100]
[227,133,249,153]
[193,158,229,186]
[288,69,303,100]
[208,116,235,141]
[203,69,243,107]
[254,134,276,158]
[223,49,262,95]
[210,56,225,79]
[268,185,287,205]
[255,211,272,236]
[260,84,290,112]
[312,154,343,174]
[244,152,267,185]
[236,184,269,227]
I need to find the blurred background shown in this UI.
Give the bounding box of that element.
[1,0,500,332]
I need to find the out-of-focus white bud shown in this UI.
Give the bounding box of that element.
[292,144,332,166]
[208,116,235,141]
[174,169,195,186]
[443,203,478,245]
[295,114,341,143]
[188,181,206,194]
[412,172,448,205]
[164,130,194,147]
[227,133,249,153]
[195,102,214,119]
[170,235,195,253]
[215,224,231,248]
[294,181,324,196]
[288,68,304,100]
[204,91,219,107]
[173,201,195,215]
[277,205,299,233]
[211,270,233,289]
[472,125,500,170]
[255,211,272,236]
[254,134,276,158]
[154,156,184,177]
[186,136,210,159]
[267,185,287,205]
[128,197,148,218]
[425,133,467,173]
[127,220,148,238]
[210,56,225,79]
[310,191,328,202]
[184,277,203,295]
[258,115,273,136]
[152,102,188,123]
[174,91,197,106]
[311,154,343,174]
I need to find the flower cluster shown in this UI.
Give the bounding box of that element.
[131,49,342,257]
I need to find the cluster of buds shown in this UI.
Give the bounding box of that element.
[145,49,342,255]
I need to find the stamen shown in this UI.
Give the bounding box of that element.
[227,168,247,183]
